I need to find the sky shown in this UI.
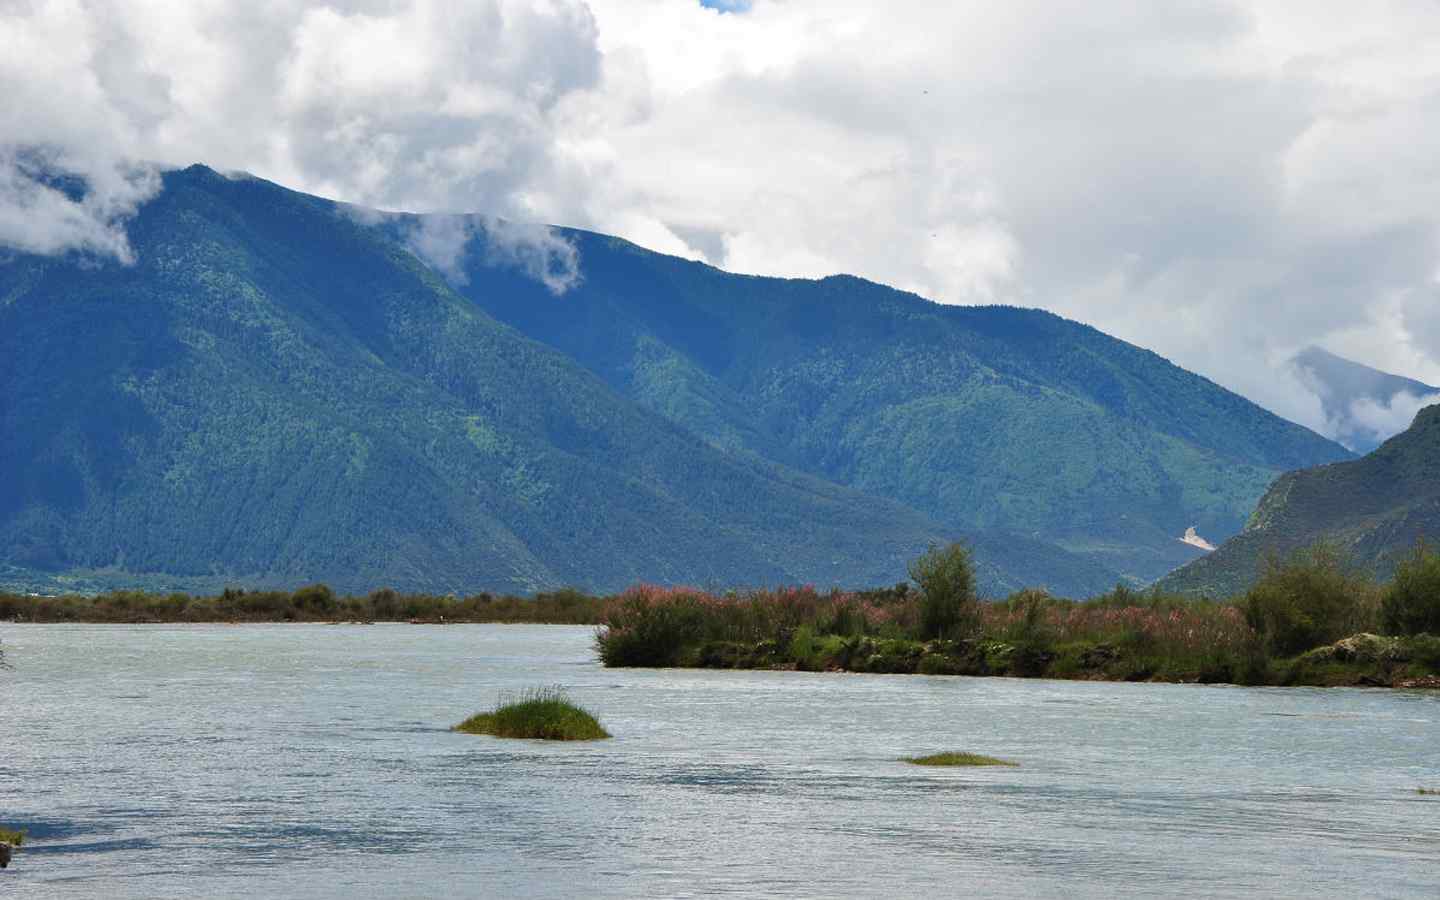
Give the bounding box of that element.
[3,0,1439,442]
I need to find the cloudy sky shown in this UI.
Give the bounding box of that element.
[3,0,1439,441]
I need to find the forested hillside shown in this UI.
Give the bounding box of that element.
[1,167,955,594]
[0,167,1351,595]
[440,225,1351,583]
[1160,404,1440,596]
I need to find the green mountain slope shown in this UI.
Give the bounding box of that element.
[1158,404,1440,597]
[0,166,1352,596]
[2,165,986,595]
[436,227,1351,583]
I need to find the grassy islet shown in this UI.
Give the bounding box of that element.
[454,687,610,741]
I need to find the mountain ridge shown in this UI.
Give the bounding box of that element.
[1158,403,1440,597]
[436,216,1350,581]
[0,165,1352,595]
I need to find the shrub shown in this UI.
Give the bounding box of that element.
[1243,542,1378,656]
[291,584,337,616]
[909,542,978,640]
[0,827,23,846]
[1382,541,1440,636]
[454,687,610,741]
[996,589,1056,676]
[596,587,709,667]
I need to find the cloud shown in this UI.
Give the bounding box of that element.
[3,0,1440,427]
[401,213,581,294]
[479,218,583,295]
[1345,390,1440,447]
[568,0,1440,429]
[0,0,601,283]
[0,146,158,264]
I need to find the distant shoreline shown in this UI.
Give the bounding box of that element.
[0,585,607,626]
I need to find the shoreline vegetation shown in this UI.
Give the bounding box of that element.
[595,542,1440,689]
[0,586,607,625]
[4,541,1438,689]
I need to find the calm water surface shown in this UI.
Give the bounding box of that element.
[1,624,1438,898]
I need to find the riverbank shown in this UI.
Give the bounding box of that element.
[635,630,1440,688]
[595,574,1440,689]
[0,586,607,625]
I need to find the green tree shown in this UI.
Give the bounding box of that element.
[909,542,979,639]
[1242,541,1377,656]
[1382,540,1440,636]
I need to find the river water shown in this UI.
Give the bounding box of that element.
[1,624,1437,898]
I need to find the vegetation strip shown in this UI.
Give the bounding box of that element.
[596,542,1440,688]
[454,688,610,741]
[0,586,606,625]
[0,829,23,846]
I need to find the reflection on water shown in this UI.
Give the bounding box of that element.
[2,624,1439,898]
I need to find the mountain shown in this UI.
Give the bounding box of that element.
[0,166,1350,596]
[1,166,951,595]
[1292,346,1440,454]
[1158,404,1440,597]
[433,223,1350,582]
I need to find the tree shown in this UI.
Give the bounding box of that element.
[1242,541,1377,656]
[909,542,979,639]
[1382,540,1440,636]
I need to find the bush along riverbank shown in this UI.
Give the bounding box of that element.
[0,586,607,624]
[596,542,1440,688]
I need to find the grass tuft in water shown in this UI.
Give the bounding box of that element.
[454,687,610,741]
[1418,788,1439,796]
[903,752,1017,767]
[0,828,24,846]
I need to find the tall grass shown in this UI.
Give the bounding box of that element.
[597,581,1263,677]
[454,687,610,741]
[595,584,916,666]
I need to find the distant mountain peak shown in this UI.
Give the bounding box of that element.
[1291,346,1440,454]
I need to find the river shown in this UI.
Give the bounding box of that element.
[1,624,1437,897]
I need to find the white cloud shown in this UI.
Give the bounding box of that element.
[3,0,1440,424]
[0,0,600,281]
[566,0,1440,428]
[0,146,158,263]
[1345,390,1440,447]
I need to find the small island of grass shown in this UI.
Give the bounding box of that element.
[903,752,1017,767]
[1418,788,1438,796]
[454,687,610,741]
[0,828,21,868]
